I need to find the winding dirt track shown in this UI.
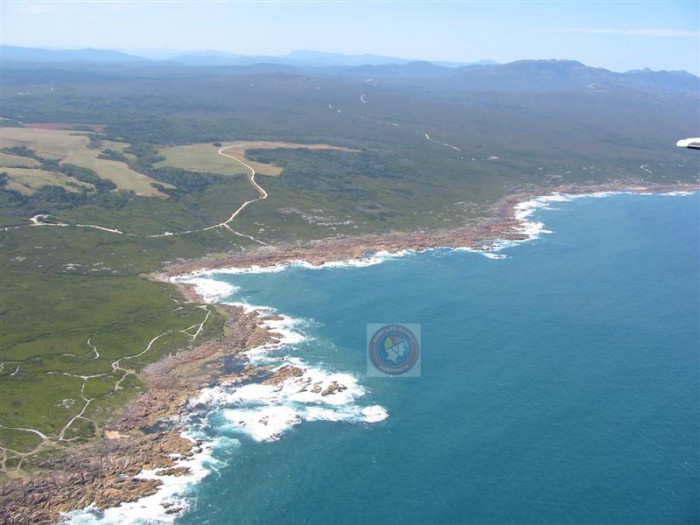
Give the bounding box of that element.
[0,147,269,470]
[201,146,268,232]
[0,304,213,473]
[2,146,270,241]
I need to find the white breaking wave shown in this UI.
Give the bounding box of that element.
[61,432,230,525]
[658,190,695,197]
[184,277,240,303]
[195,361,388,443]
[222,406,300,442]
[179,249,415,280]
[298,249,413,269]
[486,189,696,255]
[513,190,695,234]
[227,302,309,356]
[512,191,635,245]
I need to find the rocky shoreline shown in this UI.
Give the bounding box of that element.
[1,183,696,524]
[0,305,287,524]
[165,183,698,276]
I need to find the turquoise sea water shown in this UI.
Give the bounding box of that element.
[175,192,699,525]
[69,193,700,524]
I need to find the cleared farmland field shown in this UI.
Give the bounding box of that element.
[0,127,87,160]
[155,143,250,175]
[100,140,137,160]
[157,141,358,177]
[63,147,173,197]
[0,152,42,168]
[3,167,93,194]
[0,127,172,197]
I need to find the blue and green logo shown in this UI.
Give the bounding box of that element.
[367,324,421,377]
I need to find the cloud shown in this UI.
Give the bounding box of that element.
[548,27,699,38]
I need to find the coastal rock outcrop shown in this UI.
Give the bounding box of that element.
[0,303,278,525]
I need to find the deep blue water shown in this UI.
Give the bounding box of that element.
[180,193,699,525]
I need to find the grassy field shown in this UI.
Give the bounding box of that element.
[100,139,137,161]
[220,141,360,176]
[0,127,88,160]
[155,143,249,176]
[157,141,359,177]
[0,152,41,168]
[99,140,132,152]
[63,146,173,198]
[2,167,93,195]
[1,127,171,198]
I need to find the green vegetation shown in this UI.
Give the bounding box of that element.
[0,152,41,168]
[63,145,173,198]
[0,127,88,160]
[0,61,697,473]
[0,127,276,462]
[2,167,93,195]
[0,227,234,460]
[100,140,136,160]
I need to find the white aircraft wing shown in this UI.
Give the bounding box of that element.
[676,138,700,150]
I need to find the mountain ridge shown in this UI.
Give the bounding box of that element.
[1,46,696,95]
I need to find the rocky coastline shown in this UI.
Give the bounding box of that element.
[0,304,284,524]
[1,182,697,524]
[165,183,699,276]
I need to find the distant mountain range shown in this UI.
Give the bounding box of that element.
[0,46,147,64]
[0,46,496,68]
[450,59,699,93]
[1,46,697,95]
[323,59,697,94]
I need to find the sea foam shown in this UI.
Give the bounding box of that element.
[181,249,415,280]
[193,356,388,443]
[60,432,224,525]
[658,190,696,197]
[182,276,240,303]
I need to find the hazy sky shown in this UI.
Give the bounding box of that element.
[2,1,699,74]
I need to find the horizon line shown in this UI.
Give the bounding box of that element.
[1,44,697,75]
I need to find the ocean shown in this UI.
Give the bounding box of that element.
[68,192,699,524]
